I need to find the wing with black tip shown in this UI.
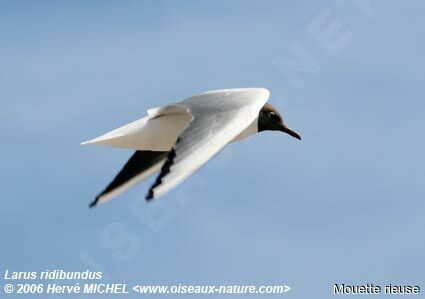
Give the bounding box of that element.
[90,150,168,207]
[146,88,269,200]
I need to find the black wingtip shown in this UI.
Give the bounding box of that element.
[89,197,99,209]
[145,143,178,202]
[145,190,154,201]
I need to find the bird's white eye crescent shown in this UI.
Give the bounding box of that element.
[269,111,278,120]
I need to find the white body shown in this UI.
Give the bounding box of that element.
[82,90,266,150]
[82,88,270,202]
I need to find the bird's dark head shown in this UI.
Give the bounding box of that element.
[258,102,301,140]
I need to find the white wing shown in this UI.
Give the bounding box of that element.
[81,105,191,151]
[147,88,270,199]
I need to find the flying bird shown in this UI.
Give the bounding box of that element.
[82,88,300,207]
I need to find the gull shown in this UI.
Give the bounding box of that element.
[82,88,301,208]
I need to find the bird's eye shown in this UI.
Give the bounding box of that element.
[269,112,279,120]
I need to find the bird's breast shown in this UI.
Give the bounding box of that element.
[232,117,258,142]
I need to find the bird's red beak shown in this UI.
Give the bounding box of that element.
[280,125,301,140]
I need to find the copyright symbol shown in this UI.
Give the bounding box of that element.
[4,284,14,294]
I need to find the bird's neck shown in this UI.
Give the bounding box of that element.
[232,117,259,142]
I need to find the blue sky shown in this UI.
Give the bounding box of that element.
[1,1,424,298]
